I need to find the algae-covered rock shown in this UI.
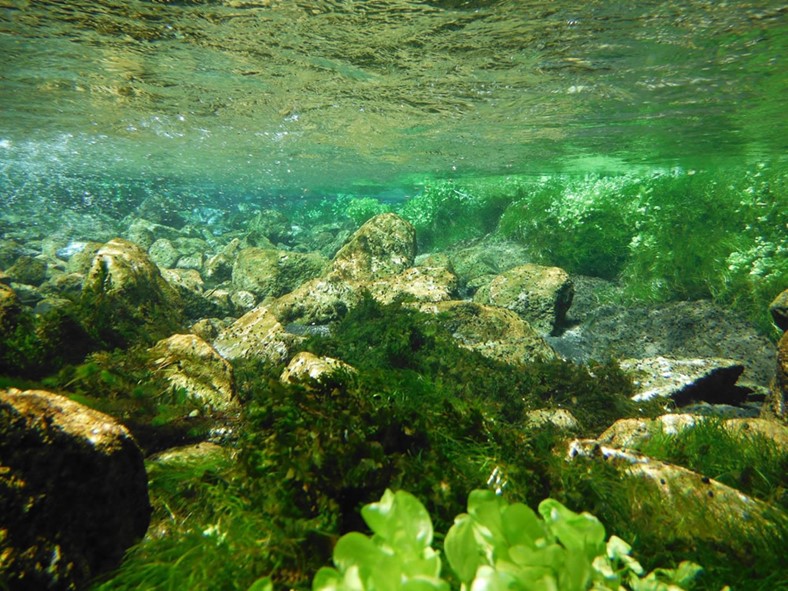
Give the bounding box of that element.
[0,282,21,336]
[161,268,225,320]
[149,334,237,412]
[566,438,786,561]
[270,275,362,325]
[368,266,459,305]
[524,408,579,432]
[767,331,788,420]
[5,255,48,286]
[619,356,745,405]
[81,238,184,347]
[415,300,556,365]
[769,289,788,331]
[474,263,574,336]
[148,238,180,269]
[280,351,357,391]
[599,414,788,450]
[231,247,327,299]
[0,389,150,591]
[330,213,416,282]
[213,305,303,364]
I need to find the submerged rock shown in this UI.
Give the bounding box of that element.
[415,300,556,365]
[149,334,237,412]
[548,299,776,389]
[5,255,48,286]
[368,266,459,305]
[474,263,573,336]
[619,356,746,405]
[231,247,327,300]
[213,305,303,364]
[0,389,150,591]
[769,289,788,331]
[767,331,788,421]
[330,213,416,282]
[81,238,184,347]
[280,351,357,391]
[566,438,785,562]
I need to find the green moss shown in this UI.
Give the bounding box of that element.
[631,419,788,509]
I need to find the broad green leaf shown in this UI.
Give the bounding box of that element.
[247,575,273,591]
[400,576,451,591]
[466,490,506,544]
[538,499,606,560]
[333,532,383,573]
[501,503,544,548]
[468,565,514,591]
[362,489,434,552]
[444,514,485,585]
[556,547,592,591]
[606,535,643,576]
[312,567,342,591]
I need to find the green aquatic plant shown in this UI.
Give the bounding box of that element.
[312,488,703,591]
[630,418,788,508]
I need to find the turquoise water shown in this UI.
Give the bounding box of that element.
[1,1,785,195]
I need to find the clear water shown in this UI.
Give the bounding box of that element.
[1,1,785,196]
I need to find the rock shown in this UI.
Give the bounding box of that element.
[619,356,746,405]
[270,275,362,325]
[566,438,785,561]
[9,282,43,306]
[176,253,204,271]
[769,289,788,331]
[0,282,21,335]
[204,239,241,283]
[148,238,180,269]
[766,331,788,420]
[330,213,416,282]
[444,240,531,294]
[125,218,181,251]
[5,255,48,286]
[368,266,459,305]
[230,289,257,314]
[415,300,556,365]
[548,300,775,389]
[161,268,225,320]
[231,247,327,300]
[0,389,150,591]
[213,305,303,364]
[173,237,208,257]
[64,241,103,274]
[246,209,293,246]
[81,238,184,347]
[280,351,357,391]
[599,414,788,450]
[524,408,579,432]
[190,318,228,342]
[135,195,186,228]
[474,263,574,336]
[149,334,237,412]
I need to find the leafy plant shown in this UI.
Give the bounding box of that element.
[313,488,703,591]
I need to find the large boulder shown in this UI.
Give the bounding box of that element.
[618,356,746,405]
[149,334,237,412]
[769,289,788,331]
[368,266,459,305]
[474,263,574,336]
[548,299,776,389]
[330,213,416,282]
[415,300,556,365]
[231,247,327,300]
[80,238,184,347]
[566,438,785,561]
[280,351,357,392]
[213,305,303,364]
[767,331,788,420]
[0,389,150,591]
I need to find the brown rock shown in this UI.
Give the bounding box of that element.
[415,300,556,365]
[330,213,416,282]
[81,238,184,347]
[766,331,788,420]
[769,289,788,331]
[149,334,237,412]
[213,305,303,364]
[474,263,574,336]
[0,389,150,591]
[280,351,357,391]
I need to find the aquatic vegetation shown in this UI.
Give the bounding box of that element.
[630,419,788,509]
[312,488,702,591]
[399,180,514,251]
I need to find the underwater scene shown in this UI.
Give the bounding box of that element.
[0,1,787,590]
